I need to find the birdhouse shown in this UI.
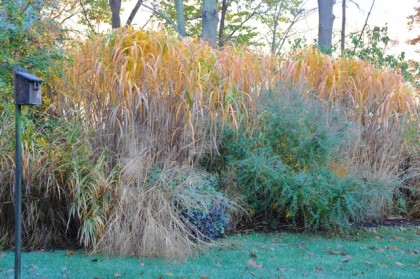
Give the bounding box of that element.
[14,70,44,105]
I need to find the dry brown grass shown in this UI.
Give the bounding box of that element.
[59,28,274,168]
[282,48,418,129]
[94,155,224,258]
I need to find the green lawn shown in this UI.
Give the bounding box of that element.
[1,227,419,279]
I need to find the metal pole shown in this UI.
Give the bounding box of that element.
[15,104,22,279]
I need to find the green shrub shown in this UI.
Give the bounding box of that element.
[204,90,406,232]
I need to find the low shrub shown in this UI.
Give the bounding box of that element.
[204,90,407,232]
[173,172,230,240]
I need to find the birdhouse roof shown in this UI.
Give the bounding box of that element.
[15,71,44,83]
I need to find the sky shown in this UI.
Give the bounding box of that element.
[299,0,419,60]
[120,0,419,60]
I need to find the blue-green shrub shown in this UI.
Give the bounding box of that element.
[148,168,230,240]
[175,173,230,240]
[204,90,406,232]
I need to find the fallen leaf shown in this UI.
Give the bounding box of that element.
[341,255,352,263]
[250,252,257,258]
[378,264,388,268]
[66,250,75,256]
[29,264,37,270]
[247,259,262,269]
[326,248,346,256]
[394,262,405,267]
[200,276,208,279]
[165,272,173,277]
[389,246,398,251]
[335,266,344,271]
[114,273,123,278]
[352,270,365,276]
[314,267,324,273]
[364,261,373,268]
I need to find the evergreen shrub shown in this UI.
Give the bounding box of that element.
[205,90,406,232]
[149,168,230,240]
[173,172,230,240]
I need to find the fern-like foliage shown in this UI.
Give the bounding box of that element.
[204,89,406,232]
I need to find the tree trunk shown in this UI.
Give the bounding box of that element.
[175,0,187,37]
[341,0,346,55]
[202,0,219,45]
[109,0,122,29]
[218,0,229,47]
[317,0,335,50]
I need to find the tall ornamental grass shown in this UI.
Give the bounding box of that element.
[59,28,276,166]
[1,28,418,255]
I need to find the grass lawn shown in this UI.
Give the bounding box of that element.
[1,227,419,279]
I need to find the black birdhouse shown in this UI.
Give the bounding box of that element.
[14,70,44,105]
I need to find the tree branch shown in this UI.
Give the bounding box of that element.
[142,3,177,31]
[126,0,144,26]
[60,8,81,24]
[353,0,376,52]
[79,0,96,33]
[226,1,264,41]
[275,7,312,55]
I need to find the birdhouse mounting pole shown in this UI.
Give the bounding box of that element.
[14,104,22,279]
